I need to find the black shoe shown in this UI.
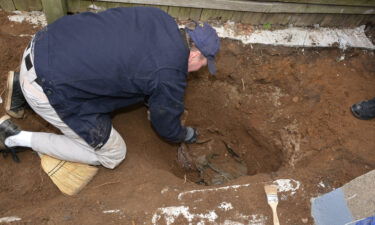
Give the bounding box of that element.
[5,71,26,119]
[0,115,22,162]
[0,115,21,149]
[351,97,375,120]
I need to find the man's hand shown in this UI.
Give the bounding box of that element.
[184,127,198,144]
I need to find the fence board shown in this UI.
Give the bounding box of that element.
[201,9,221,21]
[41,0,375,27]
[149,4,168,12]
[295,14,319,26]
[13,0,28,10]
[189,8,202,21]
[93,1,108,11]
[96,0,375,15]
[41,0,67,24]
[264,13,291,25]
[231,11,244,22]
[218,9,234,22]
[106,2,121,8]
[178,7,191,20]
[67,0,80,13]
[258,0,375,7]
[119,3,136,7]
[11,0,49,11]
[241,11,261,24]
[78,0,93,12]
[0,0,15,11]
[168,6,180,18]
[28,0,42,10]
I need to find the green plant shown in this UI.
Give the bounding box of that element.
[263,23,272,30]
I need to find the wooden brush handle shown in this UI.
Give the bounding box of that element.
[271,204,280,225]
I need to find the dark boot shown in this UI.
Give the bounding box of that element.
[0,115,21,149]
[351,97,375,120]
[5,71,26,119]
[0,115,22,162]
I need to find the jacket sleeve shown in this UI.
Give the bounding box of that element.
[148,69,188,143]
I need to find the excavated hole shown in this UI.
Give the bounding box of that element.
[167,40,289,185]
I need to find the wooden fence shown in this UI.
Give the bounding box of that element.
[1,0,375,27]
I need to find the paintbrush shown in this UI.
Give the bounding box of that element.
[264,184,280,225]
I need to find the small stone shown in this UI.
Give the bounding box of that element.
[292,96,299,102]
[302,218,308,223]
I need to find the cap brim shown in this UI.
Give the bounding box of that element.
[207,58,216,75]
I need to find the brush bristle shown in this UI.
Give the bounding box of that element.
[264,184,277,194]
[264,184,279,203]
[41,155,98,196]
[264,184,278,194]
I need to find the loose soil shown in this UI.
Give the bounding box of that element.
[0,10,374,225]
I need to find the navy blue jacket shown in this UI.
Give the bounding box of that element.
[33,7,189,148]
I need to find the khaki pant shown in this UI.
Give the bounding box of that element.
[19,41,126,169]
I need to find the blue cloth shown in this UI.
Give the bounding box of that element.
[356,216,375,225]
[311,188,353,225]
[33,7,189,148]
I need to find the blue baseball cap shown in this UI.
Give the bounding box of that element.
[186,22,220,75]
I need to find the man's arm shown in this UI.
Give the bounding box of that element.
[148,69,196,143]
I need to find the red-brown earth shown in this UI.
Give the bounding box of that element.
[0,10,374,225]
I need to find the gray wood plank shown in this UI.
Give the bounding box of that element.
[13,0,28,10]
[168,6,180,18]
[106,2,122,8]
[41,0,67,24]
[67,0,80,13]
[78,0,93,12]
[231,11,244,22]
[151,5,169,12]
[189,8,202,21]
[93,1,108,11]
[178,7,191,20]
[218,9,234,22]
[27,0,42,10]
[95,0,375,15]
[0,0,15,11]
[119,3,136,7]
[201,9,220,21]
[320,14,335,27]
[241,12,262,24]
[257,0,375,7]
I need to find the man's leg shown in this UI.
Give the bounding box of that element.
[2,47,126,169]
[18,71,126,168]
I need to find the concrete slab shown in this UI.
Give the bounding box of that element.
[311,170,375,225]
[343,170,375,220]
[214,23,375,50]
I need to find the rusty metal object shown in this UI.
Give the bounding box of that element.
[177,143,196,171]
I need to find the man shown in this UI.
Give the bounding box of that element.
[351,97,375,120]
[0,7,220,168]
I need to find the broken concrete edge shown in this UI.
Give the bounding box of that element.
[212,23,375,50]
[311,170,375,225]
[179,22,375,50]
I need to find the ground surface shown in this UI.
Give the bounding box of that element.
[0,10,374,225]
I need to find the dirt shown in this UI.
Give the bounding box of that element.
[1,10,375,225]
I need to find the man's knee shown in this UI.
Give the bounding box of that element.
[97,128,127,169]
